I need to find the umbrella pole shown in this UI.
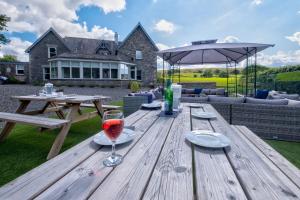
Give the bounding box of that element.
[245,48,249,97]
[254,48,257,93]
[226,62,229,97]
[162,54,165,96]
[235,62,237,97]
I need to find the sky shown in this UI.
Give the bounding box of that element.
[0,0,299,67]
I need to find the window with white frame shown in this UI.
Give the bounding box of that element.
[83,62,91,79]
[130,66,136,79]
[71,61,80,79]
[48,47,57,58]
[50,61,58,79]
[91,62,100,79]
[61,61,70,78]
[110,63,118,79]
[120,64,129,79]
[102,63,110,78]
[136,50,143,60]
[16,65,25,75]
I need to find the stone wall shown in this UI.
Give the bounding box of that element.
[119,26,157,86]
[29,31,69,84]
[0,61,29,82]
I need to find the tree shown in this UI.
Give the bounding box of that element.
[0,55,17,62]
[202,69,213,78]
[0,14,10,46]
[219,71,228,78]
[214,69,220,75]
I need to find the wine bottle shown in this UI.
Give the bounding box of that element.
[164,79,173,115]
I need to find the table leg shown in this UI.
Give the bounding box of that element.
[50,102,65,119]
[47,104,79,160]
[0,100,30,142]
[93,100,104,118]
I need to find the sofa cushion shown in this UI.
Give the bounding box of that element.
[209,89,218,95]
[183,88,195,94]
[255,89,269,99]
[280,94,299,100]
[208,95,245,104]
[194,88,202,94]
[246,97,288,105]
[288,99,300,107]
[202,89,210,95]
[181,96,208,103]
[152,88,163,100]
[216,88,226,96]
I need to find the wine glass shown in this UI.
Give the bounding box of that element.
[102,110,124,167]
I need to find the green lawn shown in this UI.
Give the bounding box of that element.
[0,101,122,187]
[162,73,240,87]
[265,140,300,169]
[276,71,300,82]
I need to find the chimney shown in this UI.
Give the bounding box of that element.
[114,32,118,44]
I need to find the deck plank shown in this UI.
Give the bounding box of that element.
[0,109,149,200]
[142,105,194,200]
[35,110,160,200]
[203,104,300,200]
[191,106,247,200]
[88,114,175,200]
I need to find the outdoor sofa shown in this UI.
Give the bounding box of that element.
[181,95,300,141]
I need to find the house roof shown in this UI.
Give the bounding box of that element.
[25,27,70,53]
[25,23,158,62]
[119,22,159,51]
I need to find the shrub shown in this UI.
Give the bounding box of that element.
[219,71,228,78]
[202,69,213,78]
[130,81,140,93]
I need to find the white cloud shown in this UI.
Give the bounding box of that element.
[286,32,300,46]
[0,38,32,61]
[156,43,172,50]
[257,50,300,66]
[222,36,241,43]
[251,0,263,6]
[154,19,176,34]
[298,11,300,14]
[0,0,125,39]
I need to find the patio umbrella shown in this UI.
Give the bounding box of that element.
[157,40,275,96]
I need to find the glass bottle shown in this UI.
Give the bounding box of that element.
[164,79,173,115]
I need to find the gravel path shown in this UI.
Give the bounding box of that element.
[0,84,130,113]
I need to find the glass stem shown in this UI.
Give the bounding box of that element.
[111,141,116,159]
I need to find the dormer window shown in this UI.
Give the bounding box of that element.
[136,50,143,60]
[48,47,57,58]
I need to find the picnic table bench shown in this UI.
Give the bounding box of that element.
[0,94,111,159]
[0,103,299,200]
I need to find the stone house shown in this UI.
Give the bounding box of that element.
[25,23,158,87]
[0,61,29,83]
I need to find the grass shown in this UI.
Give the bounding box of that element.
[162,73,240,87]
[0,101,123,187]
[276,71,300,82]
[265,140,300,169]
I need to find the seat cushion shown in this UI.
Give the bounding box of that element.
[202,89,210,95]
[255,89,269,99]
[216,88,226,96]
[246,97,288,105]
[194,88,202,95]
[208,95,245,103]
[288,99,300,107]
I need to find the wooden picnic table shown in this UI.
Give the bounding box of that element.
[0,94,110,159]
[0,103,299,200]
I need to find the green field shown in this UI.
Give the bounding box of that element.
[276,71,300,82]
[161,73,240,88]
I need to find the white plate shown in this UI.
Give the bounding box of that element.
[141,102,161,109]
[185,130,230,148]
[192,111,216,119]
[93,128,135,146]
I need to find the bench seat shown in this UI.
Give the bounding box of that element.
[58,103,121,110]
[0,112,69,129]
